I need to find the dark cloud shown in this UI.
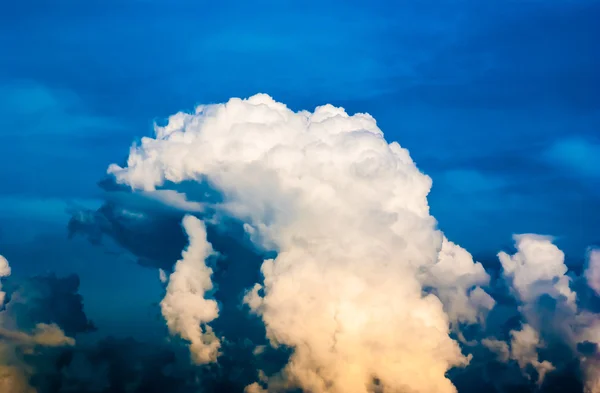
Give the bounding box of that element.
[2,274,96,337]
[67,201,187,271]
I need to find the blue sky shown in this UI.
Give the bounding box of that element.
[1,0,599,335]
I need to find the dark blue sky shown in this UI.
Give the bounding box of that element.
[0,0,599,334]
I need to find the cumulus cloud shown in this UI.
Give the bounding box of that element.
[0,255,10,277]
[578,250,600,393]
[161,215,220,364]
[105,94,502,393]
[0,255,77,393]
[479,235,600,391]
[498,234,576,309]
[481,337,510,363]
[484,235,576,383]
[420,237,494,326]
[509,323,555,384]
[0,323,75,348]
[0,255,10,305]
[585,249,600,297]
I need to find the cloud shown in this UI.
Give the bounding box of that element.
[483,235,576,384]
[481,337,509,363]
[508,323,555,384]
[0,255,10,277]
[477,236,600,391]
[48,91,598,392]
[67,199,188,270]
[104,94,504,393]
[161,215,220,364]
[498,234,576,309]
[0,255,78,393]
[2,274,96,337]
[586,249,600,297]
[0,255,10,305]
[0,365,35,393]
[544,138,600,179]
[0,323,75,348]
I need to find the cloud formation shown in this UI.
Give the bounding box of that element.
[0,255,77,393]
[51,93,600,393]
[0,255,10,305]
[585,249,600,297]
[161,215,220,364]
[476,236,600,392]
[499,234,576,310]
[107,94,498,393]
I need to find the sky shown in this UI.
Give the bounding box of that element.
[0,1,599,392]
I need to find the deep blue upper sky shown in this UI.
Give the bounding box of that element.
[0,0,599,335]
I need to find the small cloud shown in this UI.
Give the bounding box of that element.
[0,323,75,348]
[544,137,600,178]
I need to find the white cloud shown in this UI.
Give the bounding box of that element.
[0,255,9,311]
[498,234,575,309]
[0,255,10,278]
[160,215,220,364]
[491,236,600,387]
[108,94,497,393]
[509,324,554,384]
[586,249,600,297]
[489,235,577,383]
[420,237,494,325]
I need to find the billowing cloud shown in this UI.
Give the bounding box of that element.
[161,215,220,364]
[508,323,555,384]
[420,237,494,326]
[479,236,600,391]
[585,249,600,297]
[0,255,10,277]
[106,94,500,393]
[498,234,576,310]
[0,255,10,305]
[483,235,575,383]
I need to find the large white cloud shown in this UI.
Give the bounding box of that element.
[108,94,495,393]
